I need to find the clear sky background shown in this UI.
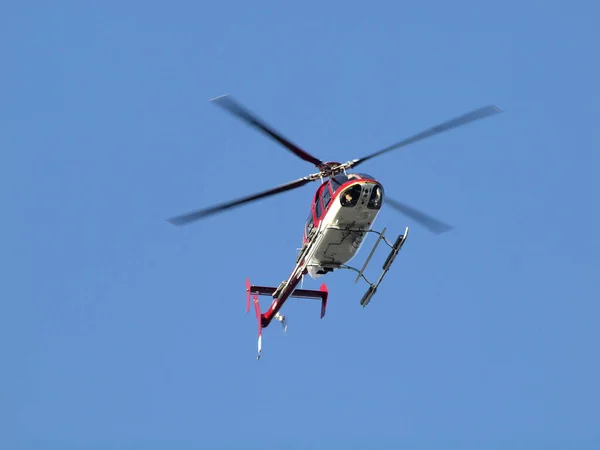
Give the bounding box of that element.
[2,1,599,449]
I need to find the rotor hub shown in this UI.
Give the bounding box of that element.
[316,161,342,177]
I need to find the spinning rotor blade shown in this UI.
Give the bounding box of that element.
[167,176,312,225]
[211,95,324,167]
[350,105,502,168]
[386,197,453,234]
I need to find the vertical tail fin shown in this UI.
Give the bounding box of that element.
[253,294,262,360]
[245,278,252,314]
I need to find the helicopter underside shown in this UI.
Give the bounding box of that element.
[306,191,382,278]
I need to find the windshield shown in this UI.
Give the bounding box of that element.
[330,173,375,192]
[330,175,348,192]
[355,173,374,180]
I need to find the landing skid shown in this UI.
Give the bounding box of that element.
[335,226,409,307]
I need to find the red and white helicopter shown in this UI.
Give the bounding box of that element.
[168,95,501,359]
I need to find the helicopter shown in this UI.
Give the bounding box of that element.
[167,94,502,359]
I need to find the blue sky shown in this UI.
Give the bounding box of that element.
[2,1,599,449]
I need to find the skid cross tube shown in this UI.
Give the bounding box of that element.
[354,227,387,284]
[333,226,409,307]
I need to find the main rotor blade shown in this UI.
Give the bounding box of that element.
[350,105,502,168]
[167,176,312,226]
[386,197,453,234]
[210,95,324,167]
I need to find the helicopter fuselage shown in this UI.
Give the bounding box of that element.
[257,173,385,327]
[166,94,502,359]
[301,172,384,278]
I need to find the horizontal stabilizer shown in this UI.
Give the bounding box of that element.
[248,283,329,318]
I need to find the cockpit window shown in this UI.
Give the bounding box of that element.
[315,194,322,218]
[367,185,383,209]
[305,211,314,236]
[330,174,348,192]
[322,184,331,208]
[330,173,375,192]
[340,184,362,207]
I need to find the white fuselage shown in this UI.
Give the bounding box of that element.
[304,180,382,278]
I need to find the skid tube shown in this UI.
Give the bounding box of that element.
[328,226,409,307]
[245,278,328,360]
